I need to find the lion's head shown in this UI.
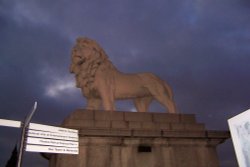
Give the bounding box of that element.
[70,37,107,74]
[70,37,116,96]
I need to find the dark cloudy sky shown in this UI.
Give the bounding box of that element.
[1,0,250,166]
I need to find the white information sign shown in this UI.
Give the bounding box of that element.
[29,123,78,134]
[27,137,79,147]
[0,118,79,154]
[27,129,78,141]
[0,119,21,128]
[0,120,78,135]
[26,124,79,154]
[26,144,78,154]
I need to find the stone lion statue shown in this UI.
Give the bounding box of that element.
[70,37,177,113]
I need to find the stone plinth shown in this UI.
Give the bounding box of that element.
[47,109,230,167]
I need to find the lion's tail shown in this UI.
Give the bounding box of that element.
[164,81,178,113]
[163,82,174,99]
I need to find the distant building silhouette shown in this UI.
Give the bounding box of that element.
[5,144,18,167]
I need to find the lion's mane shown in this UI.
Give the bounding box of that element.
[71,37,116,97]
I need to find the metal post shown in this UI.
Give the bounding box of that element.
[17,102,37,167]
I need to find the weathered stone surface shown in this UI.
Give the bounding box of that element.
[141,121,157,129]
[132,130,162,137]
[63,119,94,128]
[111,120,128,129]
[152,113,180,123]
[94,120,111,128]
[179,114,196,123]
[47,110,230,167]
[128,121,142,129]
[157,123,171,130]
[124,112,152,122]
[94,111,124,121]
[170,123,205,131]
[65,109,94,120]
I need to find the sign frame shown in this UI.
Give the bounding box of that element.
[228,109,250,167]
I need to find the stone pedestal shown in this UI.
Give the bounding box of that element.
[46,109,229,167]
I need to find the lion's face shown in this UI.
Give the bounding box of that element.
[70,45,94,74]
[70,37,110,77]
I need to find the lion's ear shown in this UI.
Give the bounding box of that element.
[100,49,107,60]
[76,38,82,44]
[76,37,84,43]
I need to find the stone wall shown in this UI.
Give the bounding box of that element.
[47,110,229,167]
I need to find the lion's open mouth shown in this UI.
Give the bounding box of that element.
[77,58,85,65]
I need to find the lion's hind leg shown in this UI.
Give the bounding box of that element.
[137,73,176,113]
[153,92,176,113]
[145,83,176,113]
[157,95,176,113]
[134,97,153,112]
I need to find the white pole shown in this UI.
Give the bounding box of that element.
[17,102,37,167]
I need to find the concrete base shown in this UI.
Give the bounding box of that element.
[47,110,230,167]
